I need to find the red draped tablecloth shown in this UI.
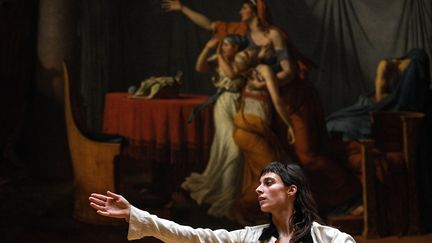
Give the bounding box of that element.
[103,93,213,171]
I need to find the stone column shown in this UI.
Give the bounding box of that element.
[37,0,80,100]
[32,0,80,180]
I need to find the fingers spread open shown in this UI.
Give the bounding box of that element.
[90,193,109,202]
[90,202,106,211]
[107,191,120,200]
[89,196,106,206]
[96,210,111,217]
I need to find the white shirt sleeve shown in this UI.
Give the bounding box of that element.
[311,222,356,243]
[127,205,247,243]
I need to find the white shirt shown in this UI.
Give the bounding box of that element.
[127,206,356,243]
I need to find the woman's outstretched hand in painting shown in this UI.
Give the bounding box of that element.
[161,0,182,12]
[89,191,131,219]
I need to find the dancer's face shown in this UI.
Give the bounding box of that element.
[256,172,296,213]
[239,3,256,22]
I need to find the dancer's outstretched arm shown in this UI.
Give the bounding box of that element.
[89,191,245,242]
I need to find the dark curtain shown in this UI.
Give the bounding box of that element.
[80,0,114,131]
[0,0,38,171]
[79,0,432,130]
[266,0,431,112]
[107,0,236,93]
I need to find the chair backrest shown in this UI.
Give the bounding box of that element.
[63,60,89,138]
[62,60,123,143]
[63,61,123,225]
[370,111,424,152]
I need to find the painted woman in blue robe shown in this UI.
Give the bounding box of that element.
[326,48,431,141]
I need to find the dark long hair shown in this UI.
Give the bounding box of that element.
[261,161,321,242]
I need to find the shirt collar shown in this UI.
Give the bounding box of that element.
[258,223,313,243]
[259,222,279,241]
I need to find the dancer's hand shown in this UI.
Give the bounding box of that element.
[161,0,182,12]
[89,191,131,219]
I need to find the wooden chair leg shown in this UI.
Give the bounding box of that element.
[360,140,379,238]
[402,115,423,234]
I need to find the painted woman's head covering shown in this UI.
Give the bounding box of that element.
[223,34,250,52]
[243,0,272,27]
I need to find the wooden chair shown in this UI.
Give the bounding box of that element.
[360,111,424,238]
[63,61,124,224]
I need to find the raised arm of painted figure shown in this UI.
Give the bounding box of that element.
[162,0,214,31]
[195,37,220,72]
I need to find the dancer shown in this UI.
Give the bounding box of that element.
[89,161,355,242]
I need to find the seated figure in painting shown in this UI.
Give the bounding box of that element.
[327,49,432,190]
[181,34,249,218]
[326,48,432,141]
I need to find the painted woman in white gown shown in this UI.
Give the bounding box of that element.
[181,35,251,217]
